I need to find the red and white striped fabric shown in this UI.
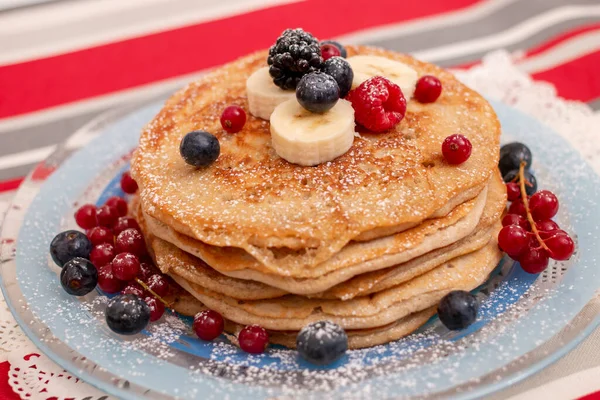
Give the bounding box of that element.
[0,0,599,398]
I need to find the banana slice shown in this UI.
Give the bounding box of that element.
[347,55,418,99]
[246,67,295,120]
[270,98,355,166]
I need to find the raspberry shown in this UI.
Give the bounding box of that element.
[346,77,406,133]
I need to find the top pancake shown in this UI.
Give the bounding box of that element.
[131,45,501,268]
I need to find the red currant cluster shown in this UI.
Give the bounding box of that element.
[499,167,575,273]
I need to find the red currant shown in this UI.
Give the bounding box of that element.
[113,217,141,236]
[120,171,138,194]
[506,182,521,201]
[508,198,528,217]
[220,105,247,134]
[501,214,529,230]
[87,226,114,245]
[238,325,269,354]
[121,282,145,297]
[442,134,472,165]
[498,225,529,258]
[138,262,157,281]
[529,190,559,221]
[112,252,141,281]
[193,310,224,341]
[74,204,97,229]
[414,75,442,103]
[90,243,116,268]
[519,248,549,274]
[146,274,169,297]
[320,43,341,61]
[115,228,146,256]
[545,230,575,261]
[97,264,125,294]
[105,196,128,217]
[96,205,118,228]
[535,219,560,239]
[145,297,165,322]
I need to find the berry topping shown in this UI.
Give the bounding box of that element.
[96,204,118,228]
[113,217,141,236]
[414,75,442,103]
[120,171,138,194]
[535,219,560,239]
[137,262,157,281]
[50,230,92,267]
[502,214,529,230]
[442,134,472,165]
[267,28,323,90]
[220,105,247,133]
[105,294,150,335]
[115,228,146,256]
[296,72,340,113]
[499,142,532,177]
[89,243,116,268]
[347,76,406,133]
[503,169,537,196]
[320,43,341,61]
[296,321,348,365]
[498,225,529,258]
[60,257,98,296]
[529,190,559,221]
[545,230,575,261]
[437,290,478,330]
[322,57,354,98]
[508,198,527,217]
[87,226,114,246]
[105,196,128,217]
[74,204,97,229]
[180,130,220,167]
[238,325,269,354]
[193,310,225,341]
[145,274,169,297]
[145,296,165,322]
[321,40,347,58]
[506,182,521,201]
[519,248,549,274]
[121,282,145,297]
[112,252,141,281]
[97,264,125,294]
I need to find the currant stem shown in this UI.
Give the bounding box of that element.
[135,278,173,308]
[518,162,550,252]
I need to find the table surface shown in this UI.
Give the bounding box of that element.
[0,0,599,399]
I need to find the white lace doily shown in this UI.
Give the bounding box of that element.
[0,50,598,399]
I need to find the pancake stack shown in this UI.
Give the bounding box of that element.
[131,45,506,349]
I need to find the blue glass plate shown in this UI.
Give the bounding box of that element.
[1,100,599,399]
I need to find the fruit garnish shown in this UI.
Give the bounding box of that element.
[105,294,150,335]
[179,130,220,167]
[498,225,529,258]
[60,257,98,296]
[74,204,98,229]
[506,182,521,201]
[518,247,549,274]
[120,171,138,194]
[544,230,575,261]
[96,204,118,228]
[296,321,348,365]
[137,262,156,281]
[97,263,125,294]
[115,228,146,257]
[238,325,269,354]
[144,296,166,322]
[320,40,347,58]
[121,282,145,297]
[508,197,527,217]
[437,290,478,330]
[220,105,247,133]
[90,243,116,269]
[442,134,472,165]
[320,43,341,61]
[503,169,537,196]
[268,28,323,90]
[113,217,141,236]
[347,76,406,132]
[105,196,128,217]
[535,219,559,239]
[145,274,169,297]
[529,190,559,221]
[296,72,340,113]
[502,214,529,230]
[499,142,532,177]
[112,252,141,281]
[321,57,354,98]
[50,230,92,267]
[414,75,442,103]
[193,310,225,341]
[347,55,418,99]
[246,67,296,121]
[87,226,114,246]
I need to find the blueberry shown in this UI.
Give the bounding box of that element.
[50,230,92,267]
[503,169,537,196]
[499,142,532,176]
[322,57,354,98]
[296,72,340,113]
[321,40,347,58]
[105,294,150,335]
[60,257,98,296]
[296,320,348,365]
[179,131,220,167]
[438,290,478,330]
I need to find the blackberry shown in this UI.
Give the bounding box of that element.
[268,29,323,90]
